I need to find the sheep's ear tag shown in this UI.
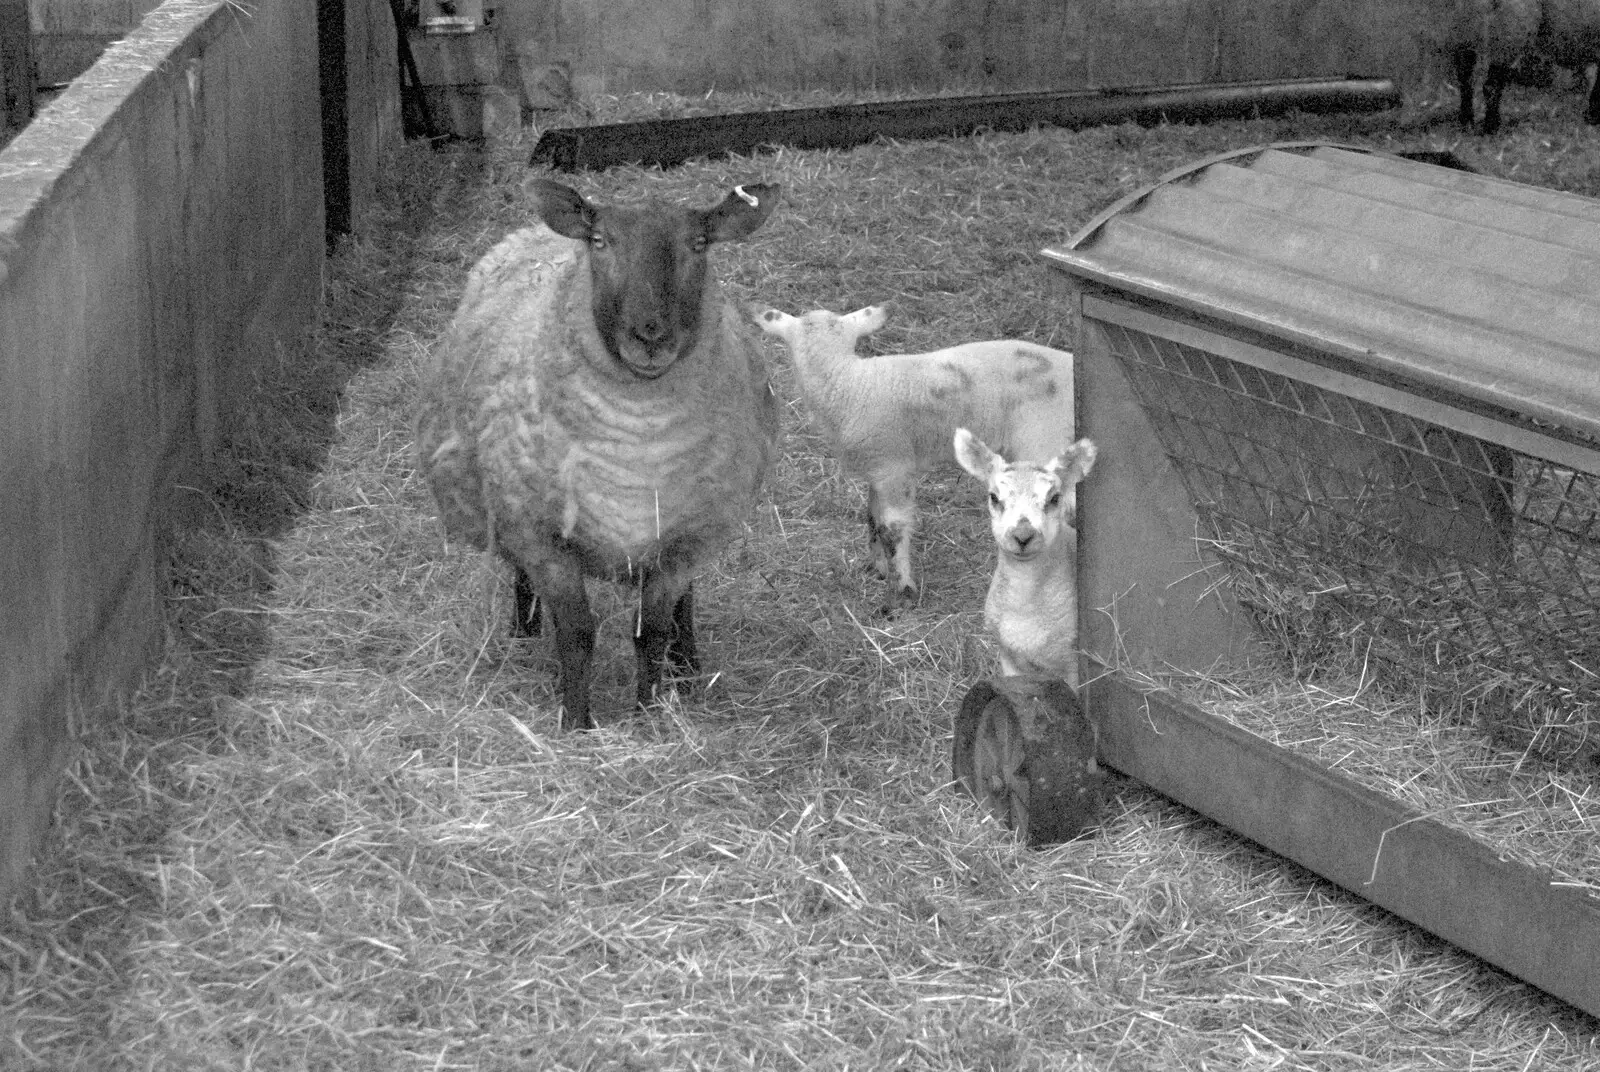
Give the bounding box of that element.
[733,184,760,208]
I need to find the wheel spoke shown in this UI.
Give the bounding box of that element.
[974,702,1029,831]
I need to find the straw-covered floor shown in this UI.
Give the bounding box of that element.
[5,84,1600,1069]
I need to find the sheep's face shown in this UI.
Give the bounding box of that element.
[755,305,888,355]
[954,428,1097,562]
[532,180,780,379]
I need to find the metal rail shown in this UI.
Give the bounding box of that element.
[530,76,1400,172]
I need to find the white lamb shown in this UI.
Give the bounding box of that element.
[756,304,1075,612]
[416,178,781,731]
[954,427,1097,689]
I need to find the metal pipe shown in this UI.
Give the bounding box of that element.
[530,75,1400,172]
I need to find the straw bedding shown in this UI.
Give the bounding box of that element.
[5,82,1600,1069]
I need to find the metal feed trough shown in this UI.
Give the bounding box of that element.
[1044,142,1600,1017]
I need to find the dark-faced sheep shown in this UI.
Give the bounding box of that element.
[755,304,1075,613]
[416,178,781,730]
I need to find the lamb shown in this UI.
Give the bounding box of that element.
[755,304,1075,612]
[1438,0,1600,133]
[415,177,781,731]
[953,427,1097,690]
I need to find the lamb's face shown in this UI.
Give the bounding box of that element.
[955,428,1097,561]
[984,465,1071,560]
[532,179,779,379]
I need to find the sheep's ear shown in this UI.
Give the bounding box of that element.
[529,178,595,241]
[953,428,998,480]
[704,183,781,242]
[844,305,888,336]
[755,307,796,340]
[1049,438,1098,484]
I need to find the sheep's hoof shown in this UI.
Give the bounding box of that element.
[559,707,596,732]
[951,675,1105,848]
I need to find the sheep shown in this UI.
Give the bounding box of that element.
[415,177,781,731]
[1432,0,1541,132]
[1533,1,1600,124]
[755,304,1075,613]
[953,427,1097,690]
[1438,0,1600,133]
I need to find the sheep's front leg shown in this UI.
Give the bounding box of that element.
[635,571,697,709]
[869,474,919,613]
[511,565,542,637]
[865,486,892,580]
[668,587,699,676]
[1586,71,1600,125]
[532,556,597,731]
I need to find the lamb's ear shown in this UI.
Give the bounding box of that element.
[755,307,796,341]
[1048,438,1098,484]
[528,178,595,241]
[954,428,999,481]
[704,183,781,242]
[843,305,888,337]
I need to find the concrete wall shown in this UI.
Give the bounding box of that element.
[30,0,166,85]
[505,0,1441,97]
[0,0,332,899]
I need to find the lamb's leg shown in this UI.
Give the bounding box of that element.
[635,570,696,709]
[871,475,919,613]
[1481,60,1512,134]
[1452,45,1478,129]
[534,557,597,731]
[865,486,891,579]
[511,565,542,637]
[1586,65,1600,125]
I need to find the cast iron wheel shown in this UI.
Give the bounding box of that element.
[952,676,1104,847]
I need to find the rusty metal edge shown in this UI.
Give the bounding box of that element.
[1085,669,1600,1019]
[529,76,1399,172]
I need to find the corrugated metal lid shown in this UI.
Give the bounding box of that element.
[1043,142,1600,442]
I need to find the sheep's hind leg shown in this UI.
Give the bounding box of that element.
[535,559,597,731]
[511,565,542,637]
[635,572,698,709]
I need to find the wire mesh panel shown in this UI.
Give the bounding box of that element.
[1101,321,1600,760]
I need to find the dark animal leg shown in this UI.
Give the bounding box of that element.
[1481,60,1513,134]
[1453,44,1478,129]
[511,565,542,637]
[634,573,695,709]
[668,586,699,676]
[1587,69,1600,124]
[538,561,597,731]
